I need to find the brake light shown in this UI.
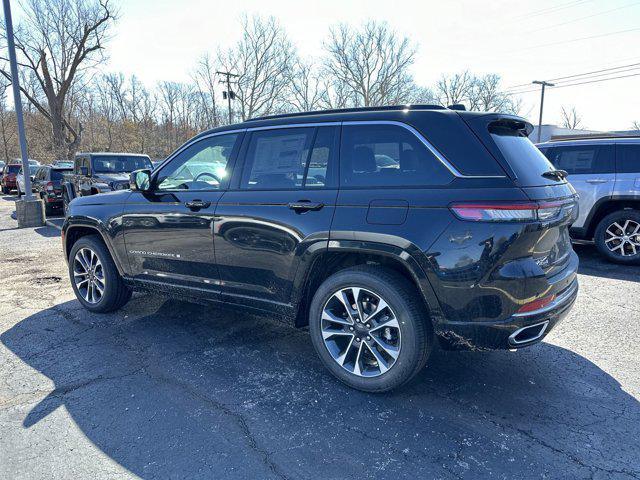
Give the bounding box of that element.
[517,294,556,314]
[46,181,54,191]
[450,201,567,222]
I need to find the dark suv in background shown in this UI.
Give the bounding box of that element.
[62,152,152,212]
[32,164,73,215]
[537,137,640,264]
[62,105,579,392]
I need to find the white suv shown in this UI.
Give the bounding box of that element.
[537,137,640,264]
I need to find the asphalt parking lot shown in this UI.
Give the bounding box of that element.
[1,195,639,480]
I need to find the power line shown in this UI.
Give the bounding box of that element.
[552,71,640,88]
[518,27,640,51]
[515,0,593,20]
[525,2,640,33]
[504,61,640,92]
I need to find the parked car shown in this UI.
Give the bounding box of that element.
[537,137,640,264]
[32,164,73,215]
[62,105,579,392]
[1,163,21,193]
[16,164,40,196]
[62,152,153,213]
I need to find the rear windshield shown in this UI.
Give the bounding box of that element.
[7,165,20,174]
[51,169,71,181]
[93,155,152,173]
[489,125,560,185]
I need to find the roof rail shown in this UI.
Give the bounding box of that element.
[548,133,640,142]
[250,104,446,122]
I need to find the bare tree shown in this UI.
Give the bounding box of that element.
[631,121,640,131]
[192,53,220,128]
[560,106,583,129]
[0,82,15,162]
[434,71,475,106]
[0,0,116,159]
[218,15,294,121]
[287,60,324,112]
[323,21,416,107]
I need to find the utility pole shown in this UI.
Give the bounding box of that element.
[532,80,555,143]
[3,0,44,227]
[216,71,239,124]
[3,0,32,201]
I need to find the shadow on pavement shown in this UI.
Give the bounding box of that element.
[33,226,61,238]
[575,244,640,282]
[2,296,639,479]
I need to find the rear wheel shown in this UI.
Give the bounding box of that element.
[68,235,132,313]
[309,266,432,392]
[594,210,640,265]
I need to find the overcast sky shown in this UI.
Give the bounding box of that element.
[28,0,640,130]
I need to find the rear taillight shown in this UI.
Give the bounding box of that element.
[450,201,569,222]
[46,182,54,191]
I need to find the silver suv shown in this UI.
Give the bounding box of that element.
[537,137,640,264]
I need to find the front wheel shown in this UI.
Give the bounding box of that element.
[309,266,433,392]
[68,235,132,313]
[594,210,640,265]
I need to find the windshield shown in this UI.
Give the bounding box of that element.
[489,125,561,186]
[7,165,20,174]
[92,155,152,173]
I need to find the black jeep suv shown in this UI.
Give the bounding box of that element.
[62,105,579,392]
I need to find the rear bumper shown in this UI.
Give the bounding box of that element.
[436,278,578,351]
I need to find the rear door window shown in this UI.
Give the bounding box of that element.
[616,144,640,173]
[340,124,452,187]
[544,144,615,175]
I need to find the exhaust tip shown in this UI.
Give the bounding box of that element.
[508,321,549,346]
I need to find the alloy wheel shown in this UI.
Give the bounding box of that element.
[604,219,640,256]
[321,287,401,377]
[73,247,106,304]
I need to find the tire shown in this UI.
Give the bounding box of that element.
[594,209,640,265]
[309,266,433,392]
[68,234,132,313]
[1,186,8,194]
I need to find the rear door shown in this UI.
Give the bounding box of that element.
[544,143,615,229]
[614,142,640,198]
[214,125,339,309]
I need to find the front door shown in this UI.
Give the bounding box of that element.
[544,143,615,229]
[123,132,243,292]
[214,125,339,309]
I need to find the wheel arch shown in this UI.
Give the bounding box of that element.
[63,221,126,275]
[583,196,640,239]
[291,242,442,328]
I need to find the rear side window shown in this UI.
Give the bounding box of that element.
[50,169,71,181]
[616,144,640,173]
[544,144,615,175]
[340,124,452,187]
[241,127,338,190]
[489,125,557,185]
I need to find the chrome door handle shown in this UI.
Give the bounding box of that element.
[185,200,211,210]
[288,201,324,212]
[585,179,608,184]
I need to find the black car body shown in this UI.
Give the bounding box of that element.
[32,165,73,214]
[62,152,152,210]
[62,105,579,391]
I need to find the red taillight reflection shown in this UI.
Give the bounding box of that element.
[517,294,556,314]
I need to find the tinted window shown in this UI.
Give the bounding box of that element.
[92,155,152,173]
[157,134,239,191]
[50,169,71,181]
[616,144,640,173]
[489,126,558,185]
[7,165,20,174]
[241,128,314,189]
[544,144,614,175]
[340,124,452,187]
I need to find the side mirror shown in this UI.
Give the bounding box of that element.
[130,169,151,192]
[30,175,35,181]
[80,166,89,176]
